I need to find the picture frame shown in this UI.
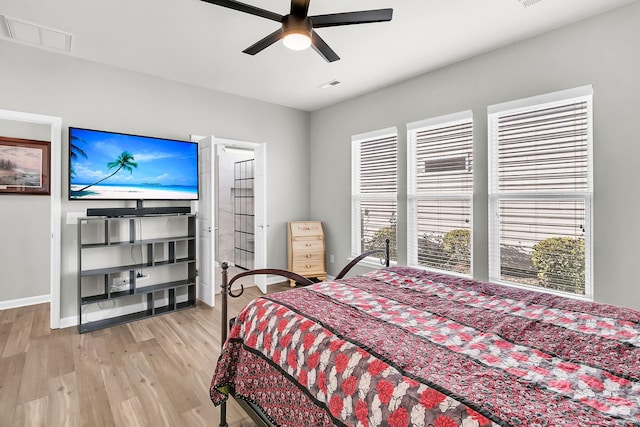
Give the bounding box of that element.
[0,136,51,195]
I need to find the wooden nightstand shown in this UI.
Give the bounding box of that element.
[287,221,327,287]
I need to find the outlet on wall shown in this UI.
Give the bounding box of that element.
[66,211,86,225]
[112,277,129,286]
[330,254,334,264]
[111,273,149,291]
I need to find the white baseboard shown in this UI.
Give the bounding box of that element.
[59,294,182,329]
[213,276,282,295]
[0,294,50,311]
[266,276,287,286]
[60,300,146,329]
[58,275,334,329]
[59,315,78,329]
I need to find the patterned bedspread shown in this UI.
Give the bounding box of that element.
[210,267,640,426]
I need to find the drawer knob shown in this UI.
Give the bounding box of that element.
[306,243,312,247]
[306,254,312,258]
[306,264,311,268]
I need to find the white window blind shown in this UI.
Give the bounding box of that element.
[407,111,473,275]
[488,86,593,298]
[352,128,397,261]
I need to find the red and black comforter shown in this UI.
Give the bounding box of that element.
[210,267,640,426]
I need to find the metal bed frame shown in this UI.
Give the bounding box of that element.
[217,240,390,427]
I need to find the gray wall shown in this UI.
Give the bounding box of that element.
[0,40,310,318]
[310,2,640,310]
[0,120,52,301]
[3,1,640,319]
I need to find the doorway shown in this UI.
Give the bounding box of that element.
[0,109,62,328]
[216,140,266,293]
[218,147,255,271]
[193,136,267,307]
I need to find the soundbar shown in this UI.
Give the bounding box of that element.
[86,206,191,217]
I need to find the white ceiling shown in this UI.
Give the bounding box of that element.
[0,0,636,111]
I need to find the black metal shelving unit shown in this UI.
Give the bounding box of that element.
[77,214,196,333]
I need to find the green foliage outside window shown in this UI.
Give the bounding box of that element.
[375,225,584,293]
[418,228,470,274]
[367,225,397,261]
[442,229,471,270]
[531,237,585,293]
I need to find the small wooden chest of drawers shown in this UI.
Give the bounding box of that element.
[287,221,326,287]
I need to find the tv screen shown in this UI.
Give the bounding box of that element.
[69,127,198,201]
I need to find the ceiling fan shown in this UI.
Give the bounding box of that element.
[201,0,393,62]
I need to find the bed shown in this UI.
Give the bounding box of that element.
[210,257,640,426]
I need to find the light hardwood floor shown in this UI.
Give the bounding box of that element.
[0,280,290,427]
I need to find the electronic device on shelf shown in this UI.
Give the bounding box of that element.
[86,204,191,217]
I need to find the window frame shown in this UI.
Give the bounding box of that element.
[351,127,398,265]
[487,85,594,299]
[407,111,474,276]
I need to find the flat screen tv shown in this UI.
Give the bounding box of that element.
[69,127,198,201]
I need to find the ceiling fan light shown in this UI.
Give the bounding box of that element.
[282,32,311,51]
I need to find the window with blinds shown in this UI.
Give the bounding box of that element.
[488,86,593,298]
[352,128,397,261]
[407,111,473,275]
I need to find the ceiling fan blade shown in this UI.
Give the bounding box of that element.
[290,0,310,17]
[311,9,393,28]
[242,29,283,55]
[200,0,282,22]
[311,30,339,63]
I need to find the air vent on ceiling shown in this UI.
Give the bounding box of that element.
[518,0,543,7]
[3,16,72,52]
[318,79,341,89]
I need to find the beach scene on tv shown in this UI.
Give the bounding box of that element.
[69,128,198,200]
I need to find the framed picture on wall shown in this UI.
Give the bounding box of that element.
[0,136,51,195]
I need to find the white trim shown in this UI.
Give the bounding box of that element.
[216,137,268,293]
[346,256,397,270]
[210,276,282,293]
[405,264,473,281]
[406,112,474,274]
[406,110,472,132]
[266,276,288,286]
[192,135,268,296]
[60,296,181,329]
[0,109,62,329]
[492,193,594,199]
[489,278,593,302]
[59,315,77,329]
[193,135,216,306]
[0,294,50,310]
[487,85,593,114]
[351,140,360,257]
[351,126,397,143]
[351,127,398,259]
[487,89,593,300]
[50,117,62,329]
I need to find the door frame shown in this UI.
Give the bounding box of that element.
[216,138,267,293]
[193,135,267,294]
[0,109,62,329]
[192,136,216,306]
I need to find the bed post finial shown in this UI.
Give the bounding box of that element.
[220,261,229,344]
[385,239,390,267]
